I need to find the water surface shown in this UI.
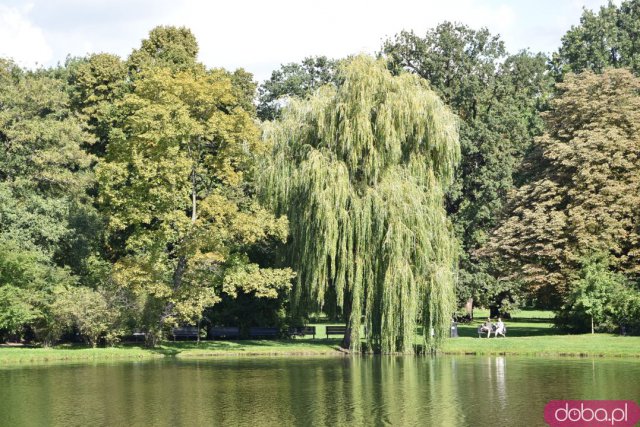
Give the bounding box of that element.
[1,356,639,426]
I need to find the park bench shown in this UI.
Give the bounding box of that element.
[132,331,146,342]
[289,326,316,339]
[172,326,199,341]
[249,327,279,338]
[209,326,240,339]
[477,325,486,337]
[477,324,507,338]
[326,325,347,338]
[121,331,146,343]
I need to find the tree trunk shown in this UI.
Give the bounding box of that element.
[489,305,500,318]
[591,316,594,334]
[341,295,353,350]
[145,330,160,348]
[342,327,351,350]
[489,305,511,319]
[157,158,196,344]
[464,298,474,319]
[191,163,197,222]
[173,256,187,290]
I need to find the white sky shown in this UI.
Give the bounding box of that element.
[0,0,612,82]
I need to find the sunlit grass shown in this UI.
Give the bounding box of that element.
[442,309,639,357]
[441,335,640,357]
[0,346,162,364]
[167,339,344,358]
[1,310,638,363]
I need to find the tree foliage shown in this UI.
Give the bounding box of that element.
[128,26,200,73]
[98,59,293,343]
[67,53,128,154]
[0,59,101,341]
[262,55,460,353]
[552,0,640,76]
[383,23,554,310]
[50,286,123,347]
[257,56,338,121]
[556,253,630,334]
[3,17,640,345]
[482,69,640,305]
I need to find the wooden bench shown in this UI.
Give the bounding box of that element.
[249,327,279,338]
[289,326,316,339]
[121,331,146,343]
[477,325,487,337]
[209,326,240,339]
[326,326,347,338]
[172,327,199,340]
[477,324,507,338]
[132,332,146,342]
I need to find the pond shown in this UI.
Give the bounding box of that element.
[1,356,639,426]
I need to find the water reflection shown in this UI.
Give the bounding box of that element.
[1,356,639,426]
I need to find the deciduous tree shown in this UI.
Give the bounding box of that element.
[383,23,553,314]
[261,55,460,353]
[552,0,640,76]
[482,69,640,305]
[98,65,293,345]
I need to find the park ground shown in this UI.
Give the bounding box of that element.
[1,309,639,364]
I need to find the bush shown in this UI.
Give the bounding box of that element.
[0,286,39,341]
[49,286,123,347]
[555,253,637,334]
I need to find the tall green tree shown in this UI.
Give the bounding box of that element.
[98,63,293,345]
[127,26,200,73]
[262,55,460,354]
[481,69,640,306]
[67,53,128,155]
[257,56,338,121]
[0,59,100,342]
[383,23,553,314]
[552,0,640,76]
[556,253,628,334]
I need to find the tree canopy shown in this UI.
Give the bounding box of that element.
[552,0,640,76]
[2,12,640,347]
[257,56,338,121]
[383,22,553,312]
[98,58,293,344]
[481,68,640,305]
[262,55,460,353]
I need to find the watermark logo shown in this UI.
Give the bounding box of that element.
[544,400,640,426]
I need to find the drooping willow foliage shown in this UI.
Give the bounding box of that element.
[261,55,460,353]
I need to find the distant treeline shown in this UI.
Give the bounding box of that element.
[0,1,639,349]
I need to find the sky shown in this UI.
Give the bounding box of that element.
[0,0,613,82]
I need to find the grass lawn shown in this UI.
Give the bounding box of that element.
[164,339,345,358]
[0,345,163,364]
[441,334,640,357]
[0,340,345,365]
[1,309,638,364]
[441,308,640,357]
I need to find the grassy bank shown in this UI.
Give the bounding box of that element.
[0,340,344,365]
[165,339,345,358]
[2,310,638,364]
[441,308,640,357]
[0,346,163,364]
[440,335,640,357]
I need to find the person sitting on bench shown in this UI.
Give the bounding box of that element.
[480,318,493,338]
[494,318,506,337]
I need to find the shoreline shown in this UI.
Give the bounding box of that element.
[2,334,640,365]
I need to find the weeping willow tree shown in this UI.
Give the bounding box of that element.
[261,55,460,353]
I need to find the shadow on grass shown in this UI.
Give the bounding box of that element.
[509,317,556,324]
[456,317,557,338]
